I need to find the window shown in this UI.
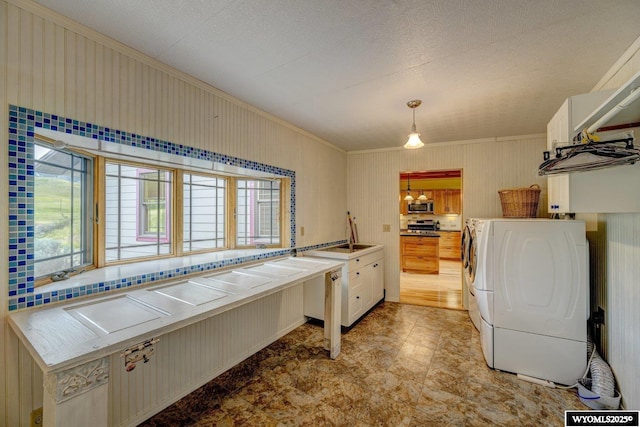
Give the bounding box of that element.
[30,132,287,282]
[105,162,173,262]
[236,179,280,246]
[183,173,226,252]
[139,171,168,237]
[33,141,93,278]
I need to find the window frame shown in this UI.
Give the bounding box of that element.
[136,170,171,242]
[33,135,97,285]
[31,134,289,285]
[101,159,176,266]
[180,170,228,255]
[234,178,283,248]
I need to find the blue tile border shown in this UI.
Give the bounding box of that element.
[8,105,304,311]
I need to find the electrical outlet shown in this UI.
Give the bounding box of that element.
[300,226,305,236]
[382,224,391,232]
[30,407,43,427]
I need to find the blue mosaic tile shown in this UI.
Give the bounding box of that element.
[7,105,307,311]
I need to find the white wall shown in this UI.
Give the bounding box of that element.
[347,135,547,302]
[588,38,640,410]
[0,1,346,424]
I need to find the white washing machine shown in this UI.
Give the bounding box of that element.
[471,218,588,386]
[462,219,480,331]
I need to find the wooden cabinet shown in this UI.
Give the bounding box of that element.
[401,235,439,273]
[304,247,385,327]
[434,189,461,215]
[438,231,461,260]
[399,190,425,214]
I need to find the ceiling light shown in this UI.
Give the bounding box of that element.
[404,99,424,149]
[418,191,427,201]
[404,174,414,201]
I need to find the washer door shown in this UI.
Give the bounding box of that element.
[461,224,472,269]
[467,228,477,286]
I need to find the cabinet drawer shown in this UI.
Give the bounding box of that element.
[349,269,363,290]
[348,283,364,324]
[439,231,461,244]
[402,255,439,273]
[348,250,383,271]
[402,242,438,256]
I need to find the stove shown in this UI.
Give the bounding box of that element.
[407,219,440,236]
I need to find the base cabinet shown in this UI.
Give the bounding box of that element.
[401,236,439,273]
[438,231,461,259]
[304,247,384,327]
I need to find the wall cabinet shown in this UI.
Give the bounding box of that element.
[304,246,384,327]
[401,235,439,273]
[434,189,461,215]
[399,190,433,214]
[546,89,640,214]
[400,189,460,215]
[438,231,461,260]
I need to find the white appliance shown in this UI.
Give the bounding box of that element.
[462,218,480,331]
[470,218,588,386]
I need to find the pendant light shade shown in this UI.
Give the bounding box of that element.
[404,99,425,149]
[404,174,414,201]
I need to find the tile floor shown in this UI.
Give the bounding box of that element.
[139,302,588,426]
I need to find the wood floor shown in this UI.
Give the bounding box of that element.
[400,259,463,310]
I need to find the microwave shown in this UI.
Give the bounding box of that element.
[408,201,434,213]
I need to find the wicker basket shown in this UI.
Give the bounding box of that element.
[498,184,541,218]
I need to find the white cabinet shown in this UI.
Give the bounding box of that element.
[303,246,384,327]
[546,89,640,214]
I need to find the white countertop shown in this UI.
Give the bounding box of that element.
[9,256,343,373]
[303,243,383,260]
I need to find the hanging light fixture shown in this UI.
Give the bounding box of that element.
[404,99,424,149]
[418,190,427,201]
[404,174,414,201]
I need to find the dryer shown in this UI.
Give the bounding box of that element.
[471,218,588,386]
[462,219,480,331]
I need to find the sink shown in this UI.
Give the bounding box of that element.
[324,244,374,253]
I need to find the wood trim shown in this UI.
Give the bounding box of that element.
[227,179,237,249]
[95,156,106,268]
[174,171,184,257]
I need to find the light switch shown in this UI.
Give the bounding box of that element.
[383,224,391,232]
[300,226,305,236]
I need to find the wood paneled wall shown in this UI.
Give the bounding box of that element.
[0,1,346,424]
[347,135,548,302]
[583,37,640,410]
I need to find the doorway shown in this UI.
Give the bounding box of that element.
[399,169,463,310]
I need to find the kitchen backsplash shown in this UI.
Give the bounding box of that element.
[400,214,462,231]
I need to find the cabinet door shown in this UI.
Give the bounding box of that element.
[346,270,364,326]
[434,190,446,214]
[371,259,384,302]
[448,189,461,214]
[439,231,461,259]
[399,192,408,214]
[358,267,373,309]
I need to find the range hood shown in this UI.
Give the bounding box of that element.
[539,70,640,176]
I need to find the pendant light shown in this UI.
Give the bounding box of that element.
[418,190,427,201]
[404,99,425,149]
[404,174,414,201]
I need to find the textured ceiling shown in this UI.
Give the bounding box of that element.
[33,0,640,151]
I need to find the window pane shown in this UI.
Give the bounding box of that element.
[34,142,92,278]
[236,179,280,246]
[183,173,226,252]
[105,162,173,262]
